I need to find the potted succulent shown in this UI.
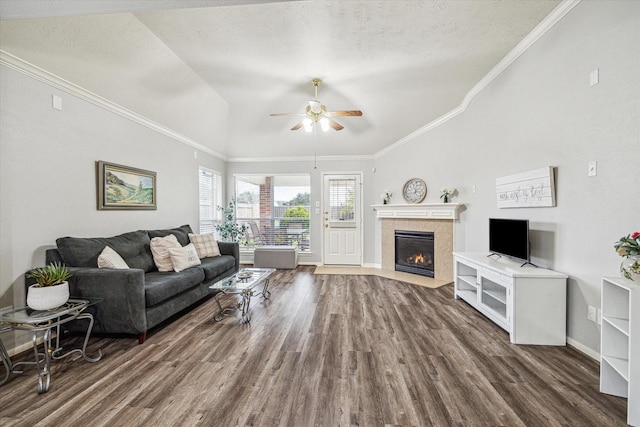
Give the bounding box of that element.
[26,262,71,310]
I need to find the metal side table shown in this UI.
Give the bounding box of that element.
[0,299,102,393]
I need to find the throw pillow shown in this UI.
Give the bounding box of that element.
[167,243,202,272]
[97,246,129,269]
[188,233,221,258]
[150,234,181,272]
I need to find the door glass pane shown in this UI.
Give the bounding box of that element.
[328,178,356,225]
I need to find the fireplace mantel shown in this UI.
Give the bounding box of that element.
[372,203,464,220]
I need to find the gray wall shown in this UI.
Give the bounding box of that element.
[372,1,639,354]
[0,65,226,351]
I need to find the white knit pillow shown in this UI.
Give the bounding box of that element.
[150,234,181,272]
[188,233,221,258]
[97,246,129,269]
[167,243,202,272]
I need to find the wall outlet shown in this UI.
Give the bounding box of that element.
[587,305,598,322]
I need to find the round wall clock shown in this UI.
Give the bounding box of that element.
[402,178,427,204]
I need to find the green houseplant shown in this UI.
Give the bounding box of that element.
[26,262,71,310]
[215,198,247,244]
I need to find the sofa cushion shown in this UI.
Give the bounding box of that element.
[150,234,181,272]
[199,255,236,281]
[57,230,155,272]
[147,224,193,247]
[97,246,129,269]
[144,267,205,307]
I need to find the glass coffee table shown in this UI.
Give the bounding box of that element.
[209,268,275,323]
[0,299,102,393]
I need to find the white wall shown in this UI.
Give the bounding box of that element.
[0,65,226,351]
[372,1,639,355]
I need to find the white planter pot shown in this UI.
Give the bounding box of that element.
[27,281,70,311]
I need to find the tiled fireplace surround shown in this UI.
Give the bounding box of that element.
[375,204,463,283]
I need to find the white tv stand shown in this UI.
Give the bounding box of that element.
[453,252,568,345]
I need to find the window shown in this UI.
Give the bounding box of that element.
[328,177,356,223]
[199,167,221,234]
[235,174,310,251]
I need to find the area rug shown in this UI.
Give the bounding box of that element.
[313,266,451,289]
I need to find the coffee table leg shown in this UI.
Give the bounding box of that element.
[214,292,226,322]
[241,290,252,323]
[262,279,271,299]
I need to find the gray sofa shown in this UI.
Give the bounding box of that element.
[41,225,238,343]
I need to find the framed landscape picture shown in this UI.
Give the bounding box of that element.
[97,161,157,210]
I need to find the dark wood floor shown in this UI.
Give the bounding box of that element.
[0,266,627,426]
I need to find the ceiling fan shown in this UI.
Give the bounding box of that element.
[270,78,362,132]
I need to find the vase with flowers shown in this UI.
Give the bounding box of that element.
[440,188,457,203]
[380,190,392,205]
[614,231,640,281]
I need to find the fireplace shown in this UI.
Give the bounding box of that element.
[395,230,435,277]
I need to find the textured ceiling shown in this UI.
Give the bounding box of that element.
[0,0,562,160]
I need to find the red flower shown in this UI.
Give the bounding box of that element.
[633,232,640,240]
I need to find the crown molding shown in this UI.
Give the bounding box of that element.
[375,0,581,159]
[0,50,228,162]
[227,154,375,163]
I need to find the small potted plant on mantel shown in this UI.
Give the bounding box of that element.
[26,262,71,311]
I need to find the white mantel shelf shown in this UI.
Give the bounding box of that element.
[371,203,464,220]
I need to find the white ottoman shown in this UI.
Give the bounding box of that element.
[254,246,299,269]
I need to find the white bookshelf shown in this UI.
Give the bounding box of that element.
[600,276,640,426]
[453,252,567,345]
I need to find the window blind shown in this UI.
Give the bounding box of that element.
[199,167,221,234]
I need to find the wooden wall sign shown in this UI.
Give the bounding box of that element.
[496,166,556,208]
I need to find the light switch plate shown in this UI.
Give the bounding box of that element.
[52,94,63,110]
[588,161,597,177]
[590,69,599,86]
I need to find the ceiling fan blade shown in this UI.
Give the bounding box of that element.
[290,122,304,131]
[324,110,363,117]
[270,113,306,117]
[329,120,344,131]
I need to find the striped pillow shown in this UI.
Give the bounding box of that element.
[188,233,221,258]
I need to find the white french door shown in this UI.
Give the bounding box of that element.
[322,173,362,265]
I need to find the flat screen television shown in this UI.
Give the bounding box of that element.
[489,218,530,262]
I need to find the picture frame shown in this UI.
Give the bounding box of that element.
[96,161,157,210]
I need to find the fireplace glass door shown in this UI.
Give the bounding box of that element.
[395,230,434,277]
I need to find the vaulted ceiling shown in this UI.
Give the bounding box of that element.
[0,0,562,160]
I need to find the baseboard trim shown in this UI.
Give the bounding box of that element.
[567,337,600,361]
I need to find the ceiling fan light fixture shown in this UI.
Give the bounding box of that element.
[271,78,362,132]
[309,100,322,114]
[320,117,330,132]
[303,117,313,132]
